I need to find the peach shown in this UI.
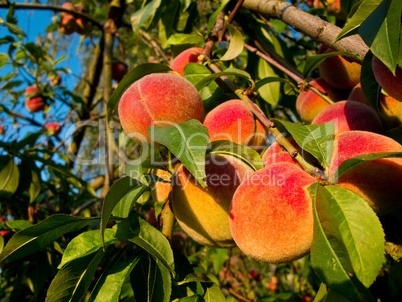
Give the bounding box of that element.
[59,14,77,35]
[347,83,371,107]
[45,122,61,136]
[112,61,127,82]
[25,86,45,113]
[149,169,171,202]
[311,100,383,134]
[229,162,317,263]
[262,142,301,168]
[379,94,402,129]
[118,73,204,142]
[296,78,343,124]
[203,99,268,148]
[170,47,203,76]
[328,131,402,215]
[318,48,361,90]
[74,4,89,35]
[50,73,62,87]
[171,154,254,247]
[0,125,4,135]
[60,2,75,16]
[372,56,402,102]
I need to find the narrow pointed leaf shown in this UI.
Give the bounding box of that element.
[88,255,141,302]
[194,67,251,91]
[0,215,97,263]
[206,0,230,34]
[150,120,209,187]
[203,283,226,301]
[100,177,147,247]
[219,24,244,61]
[149,258,172,302]
[273,119,336,170]
[58,229,119,269]
[0,157,19,198]
[115,216,175,274]
[45,250,104,302]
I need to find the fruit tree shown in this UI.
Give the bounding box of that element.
[0,0,402,301]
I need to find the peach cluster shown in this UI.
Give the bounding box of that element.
[58,3,89,35]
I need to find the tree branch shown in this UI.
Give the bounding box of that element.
[241,0,369,61]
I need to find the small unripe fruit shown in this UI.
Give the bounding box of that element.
[59,14,77,35]
[112,61,127,82]
[50,73,62,87]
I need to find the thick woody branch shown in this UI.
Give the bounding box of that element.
[241,0,369,60]
[0,2,103,30]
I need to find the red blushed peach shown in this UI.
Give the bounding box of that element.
[372,56,402,102]
[318,48,361,90]
[170,47,203,76]
[328,131,402,215]
[203,99,268,149]
[25,86,45,113]
[229,162,317,263]
[311,100,383,134]
[171,154,254,248]
[347,83,371,107]
[296,78,343,124]
[379,94,402,129]
[118,73,204,142]
[262,142,301,168]
[59,14,77,35]
[45,122,61,136]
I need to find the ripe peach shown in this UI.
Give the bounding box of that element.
[318,48,361,90]
[328,131,402,215]
[379,94,402,129]
[118,73,204,142]
[0,125,4,135]
[149,169,171,202]
[296,78,343,124]
[311,100,383,134]
[45,122,61,136]
[347,83,371,107]
[170,47,203,76]
[372,56,402,102]
[59,14,77,35]
[60,2,75,16]
[203,99,268,148]
[74,4,89,35]
[172,154,254,247]
[112,61,127,82]
[229,162,317,263]
[25,86,45,113]
[262,142,301,168]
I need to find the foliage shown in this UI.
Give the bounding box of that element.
[0,0,401,301]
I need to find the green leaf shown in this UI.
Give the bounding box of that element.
[359,0,402,73]
[206,0,230,34]
[131,0,162,36]
[111,188,148,218]
[107,63,172,126]
[207,140,263,170]
[100,177,147,247]
[335,0,383,42]
[203,283,226,301]
[151,120,209,188]
[45,250,104,302]
[335,151,402,179]
[88,254,140,302]
[219,24,244,61]
[314,283,351,302]
[211,248,228,275]
[256,59,281,106]
[310,183,382,301]
[273,119,336,171]
[29,169,41,203]
[0,157,19,198]
[149,257,172,302]
[114,215,175,274]
[303,51,361,78]
[0,215,97,263]
[2,220,32,232]
[58,229,119,269]
[0,21,26,37]
[195,67,251,91]
[176,296,204,302]
[167,33,204,45]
